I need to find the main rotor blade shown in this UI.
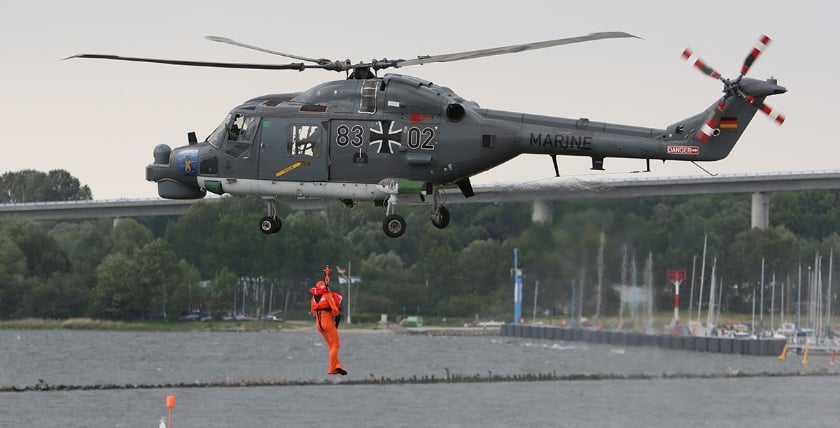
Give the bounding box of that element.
[206,36,332,65]
[65,54,310,70]
[740,35,771,77]
[396,31,639,67]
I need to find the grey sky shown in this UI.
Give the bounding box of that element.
[1,0,834,199]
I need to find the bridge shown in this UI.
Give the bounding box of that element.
[2,170,840,228]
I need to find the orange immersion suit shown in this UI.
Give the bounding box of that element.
[310,281,346,375]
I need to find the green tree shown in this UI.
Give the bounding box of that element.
[92,239,198,321]
[0,233,27,317]
[165,196,269,277]
[169,260,203,317]
[0,169,92,203]
[3,219,69,278]
[722,226,800,313]
[91,253,137,320]
[110,218,153,256]
[133,239,190,320]
[412,228,460,309]
[356,251,407,314]
[18,273,89,319]
[50,220,112,274]
[772,190,840,240]
[451,239,509,297]
[210,267,239,318]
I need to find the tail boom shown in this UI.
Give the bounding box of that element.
[490,95,759,166]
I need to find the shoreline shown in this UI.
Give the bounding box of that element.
[0,318,500,335]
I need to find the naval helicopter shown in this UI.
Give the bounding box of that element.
[69,32,786,237]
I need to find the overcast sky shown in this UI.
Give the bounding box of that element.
[1,0,835,199]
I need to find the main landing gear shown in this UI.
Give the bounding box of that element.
[429,187,450,229]
[259,199,282,234]
[381,187,450,238]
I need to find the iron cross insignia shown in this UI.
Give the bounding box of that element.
[369,120,402,154]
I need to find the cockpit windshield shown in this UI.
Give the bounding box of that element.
[206,113,259,151]
[206,114,232,149]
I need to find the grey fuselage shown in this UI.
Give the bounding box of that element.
[146,73,767,201]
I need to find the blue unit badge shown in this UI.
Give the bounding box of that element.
[177,149,199,176]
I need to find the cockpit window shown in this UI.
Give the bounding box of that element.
[206,114,231,149]
[207,114,260,156]
[288,124,322,157]
[221,114,259,158]
[228,114,258,142]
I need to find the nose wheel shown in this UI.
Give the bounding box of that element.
[383,214,406,238]
[259,199,282,235]
[382,193,406,238]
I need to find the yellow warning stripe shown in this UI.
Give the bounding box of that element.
[275,161,304,177]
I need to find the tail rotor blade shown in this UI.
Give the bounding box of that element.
[745,95,785,125]
[696,98,727,143]
[682,48,723,81]
[741,35,771,77]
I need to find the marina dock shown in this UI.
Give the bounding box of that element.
[501,324,788,357]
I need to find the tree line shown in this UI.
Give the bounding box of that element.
[1,169,839,324]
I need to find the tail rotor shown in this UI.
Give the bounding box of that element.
[682,34,786,142]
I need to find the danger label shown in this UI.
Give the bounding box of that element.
[667,145,699,155]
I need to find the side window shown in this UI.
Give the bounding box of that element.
[288,125,322,157]
[224,114,259,158]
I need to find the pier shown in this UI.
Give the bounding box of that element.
[501,324,788,357]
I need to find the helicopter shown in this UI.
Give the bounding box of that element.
[69,32,786,237]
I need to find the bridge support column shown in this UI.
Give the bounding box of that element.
[751,192,770,229]
[532,200,552,223]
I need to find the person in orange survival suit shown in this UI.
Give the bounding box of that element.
[310,267,347,376]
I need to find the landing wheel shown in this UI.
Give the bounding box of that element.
[383,214,406,238]
[431,206,451,229]
[259,216,281,234]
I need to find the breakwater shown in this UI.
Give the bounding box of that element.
[5,370,836,393]
[501,324,787,357]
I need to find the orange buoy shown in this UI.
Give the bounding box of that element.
[777,342,789,361]
[166,395,176,428]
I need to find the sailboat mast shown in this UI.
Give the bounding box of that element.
[697,234,707,325]
[828,250,833,338]
[706,257,717,329]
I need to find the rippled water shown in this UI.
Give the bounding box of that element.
[1,328,837,427]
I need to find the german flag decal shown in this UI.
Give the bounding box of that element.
[720,117,738,129]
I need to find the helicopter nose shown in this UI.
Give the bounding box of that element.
[146,144,206,199]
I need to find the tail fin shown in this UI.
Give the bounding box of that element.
[677,35,787,161]
[691,95,760,161]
